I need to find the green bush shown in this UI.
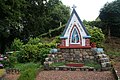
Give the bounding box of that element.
[2,52,18,68]
[10,38,23,51]
[27,37,41,45]
[17,44,50,63]
[10,37,58,64]
[17,44,40,63]
[39,48,50,64]
[86,25,105,47]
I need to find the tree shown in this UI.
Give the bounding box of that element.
[0,0,70,53]
[0,0,26,54]
[21,0,70,38]
[99,0,120,38]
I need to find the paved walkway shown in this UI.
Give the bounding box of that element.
[36,71,115,80]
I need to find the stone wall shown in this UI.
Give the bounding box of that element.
[60,48,94,63]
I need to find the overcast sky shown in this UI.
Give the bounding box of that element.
[61,0,115,21]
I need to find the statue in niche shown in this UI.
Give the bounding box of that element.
[71,28,79,43]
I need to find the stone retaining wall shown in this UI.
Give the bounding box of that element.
[60,48,94,63]
[6,68,20,74]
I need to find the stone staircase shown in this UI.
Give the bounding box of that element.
[92,48,111,69]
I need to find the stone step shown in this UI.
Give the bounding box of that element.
[44,66,111,71]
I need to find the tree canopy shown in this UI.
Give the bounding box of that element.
[99,0,120,37]
[0,0,70,54]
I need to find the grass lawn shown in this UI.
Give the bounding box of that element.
[14,62,42,80]
[50,62,65,67]
[84,60,101,69]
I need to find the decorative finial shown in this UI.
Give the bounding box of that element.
[72,5,77,9]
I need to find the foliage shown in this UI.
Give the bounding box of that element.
[84,60,101,69]
[99,0,120,37]
[10,38,23,51]
[17,44,40,63]
[106,52,120,57]
[27,37,41,45]
[39,25,65,37]
[0,0,26,54]
[15,62,41,80]
[22,0,70,37]
[10,37,58,64]
[50,62,65,67]
[51,36,60,43]
[17,44,50,63]
[0,69,5,77]
[0,0,70,54]
[2,52,18,68]
[86,25,105,47]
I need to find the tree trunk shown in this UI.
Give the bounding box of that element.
[0,35,6,54]
[107,26,111,39]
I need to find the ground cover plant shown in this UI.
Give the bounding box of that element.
[50,62,65,67]
[3,37,58,79]
[84,60,101,69]
[14,62,42,80]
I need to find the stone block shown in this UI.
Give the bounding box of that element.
[88,52,92,55]
[80,58,83,61]
[86,55,90,59]
[83,51,87,56]
[90,56,94,59]
[75,51,80,54]
[79,54,83,57]
[73,49,76,51]
[65,49,69,53]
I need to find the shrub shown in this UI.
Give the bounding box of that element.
[17,44,40,63]
[86,25,105,47]
[17,44,50,63]
[2,52,18,68]
[11,37,59,64]
[27,37,41,45]
[10,38,23,51]
[39,48,50,64]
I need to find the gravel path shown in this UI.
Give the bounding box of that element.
[36,71,115,80]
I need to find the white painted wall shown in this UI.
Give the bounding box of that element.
[64,13,87,46]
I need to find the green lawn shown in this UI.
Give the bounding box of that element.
[50,62,65,67]
[84,60,101,69]
[14,62,42,80]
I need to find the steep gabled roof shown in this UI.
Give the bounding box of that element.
[61,8,90,36]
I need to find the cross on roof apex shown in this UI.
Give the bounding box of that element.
[72,5,77,9]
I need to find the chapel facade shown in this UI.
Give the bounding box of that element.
[59,7,91,49]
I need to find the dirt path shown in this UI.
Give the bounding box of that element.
[114,62,120,77]
[36,71,115,80]
[4,74,20,80]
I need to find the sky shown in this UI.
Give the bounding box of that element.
[61,0,115,21]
